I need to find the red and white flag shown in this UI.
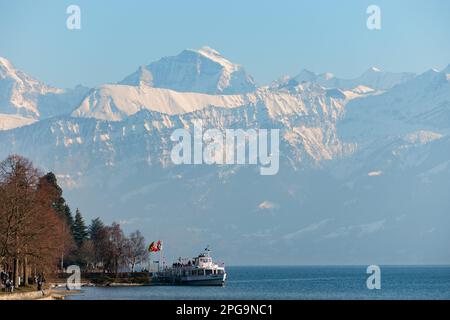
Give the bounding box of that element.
[149,240,163,252]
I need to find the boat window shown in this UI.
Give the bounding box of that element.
[206,269,212,275]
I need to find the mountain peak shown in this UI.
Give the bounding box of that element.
[189,46,239,75]
[0,56,89,125]
[0,56,15,74]
[120,47,256,94]
[365,66,381,73]
[416,68,445,82]
[0,56,12,66]
[298,68,316,75]
[293,69,317,82]
[196,46,222,57]
[423,68,440,75]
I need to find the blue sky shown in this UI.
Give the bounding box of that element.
[1,0,450,88]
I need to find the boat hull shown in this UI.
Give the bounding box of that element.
[154,273,227,286]
[179,274,227,286]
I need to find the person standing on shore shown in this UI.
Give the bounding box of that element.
[37,274,46,292]
[0,271,5,291]
[5,279,12,293]
[37,280,42,291]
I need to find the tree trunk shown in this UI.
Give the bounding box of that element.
[23,256,29,286]
[13,257,20,288]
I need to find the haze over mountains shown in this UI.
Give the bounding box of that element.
[0,47,449,265]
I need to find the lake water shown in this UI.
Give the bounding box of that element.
[67,266,450,300]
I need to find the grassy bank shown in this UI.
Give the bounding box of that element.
[0,288,50,300]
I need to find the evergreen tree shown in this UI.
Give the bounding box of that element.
[73,208,88,247]
[62,204,75,234]
[89,217,105,241]
[41,172,74,231]
[89,217,109,271]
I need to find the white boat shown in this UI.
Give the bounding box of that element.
[152,247,227,286]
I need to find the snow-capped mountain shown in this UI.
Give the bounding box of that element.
[0,56,89,130]
[71,81,353,123]
[339,67,450,143]
[0,49,449,264]
[119,46,256,95]
[276,67,415,91]
[72,85,254,121]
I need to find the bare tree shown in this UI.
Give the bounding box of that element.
[0,155,68,287]
[77,239,96,271]
[125,230,149,272]
[108,223,127,273]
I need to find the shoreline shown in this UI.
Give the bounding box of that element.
[0,285,84,301]
[0,289,51,300]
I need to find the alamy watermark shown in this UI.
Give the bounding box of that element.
[366,5,381,30]
[170,122,280,175]
[66,5,81,30]
[66,265,81,290]
[366,265,381,290]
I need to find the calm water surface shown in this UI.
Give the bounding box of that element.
[67,266,450,300]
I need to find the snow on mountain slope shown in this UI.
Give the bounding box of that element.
[0,114,36,130]
[119,46,256,94]
[0,56,89,129]
[1,81,353,176]
[71,84,255,121]
[278,67,415,91]
[0,56,61,118]
[330,66,450,184]
[354,67,415,90]
[72,81,353,123]
[338,68,450,144]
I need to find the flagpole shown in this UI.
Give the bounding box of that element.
[149,242,154,273]
[159,245,162,271]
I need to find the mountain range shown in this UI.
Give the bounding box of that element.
[0,47,449,265]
